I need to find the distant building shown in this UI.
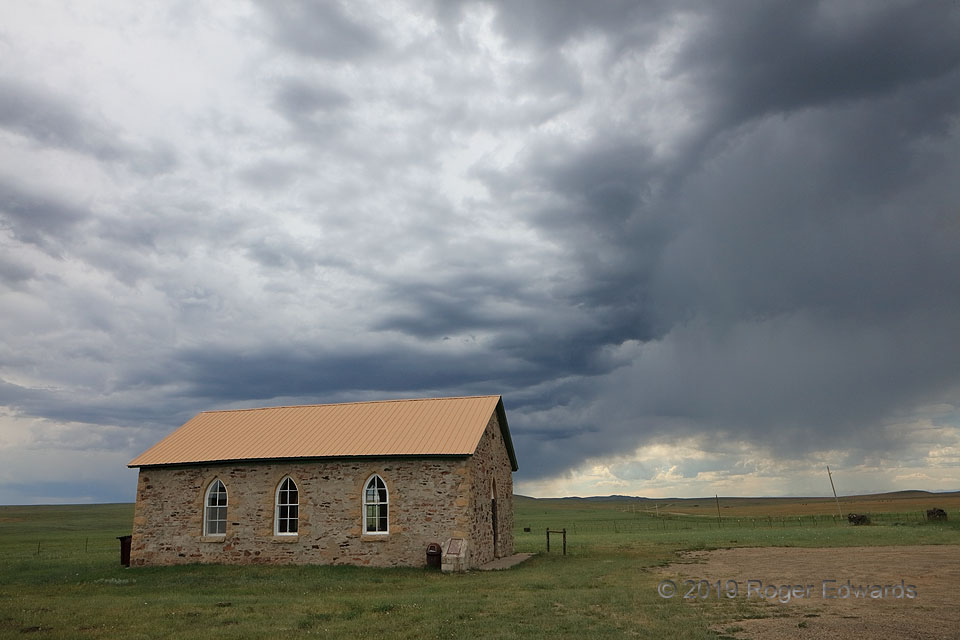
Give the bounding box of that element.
[128,395,517,570]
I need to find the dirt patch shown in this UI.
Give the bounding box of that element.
[659,545,960,639]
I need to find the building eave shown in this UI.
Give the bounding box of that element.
[495,397,519,472]
[128,452,474,470]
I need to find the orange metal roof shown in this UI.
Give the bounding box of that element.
[128,395,517,470]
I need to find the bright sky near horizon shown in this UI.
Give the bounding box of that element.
[1,1,959,504]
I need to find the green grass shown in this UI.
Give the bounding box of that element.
[0,499,957,639]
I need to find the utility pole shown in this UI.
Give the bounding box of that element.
[827,466,842,519]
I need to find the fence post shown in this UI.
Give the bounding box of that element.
[546,528,550,553]
[562,529,567,556]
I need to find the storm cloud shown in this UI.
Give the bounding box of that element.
[1,1,959,502]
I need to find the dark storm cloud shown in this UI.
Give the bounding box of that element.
[255,1,382,60]
[372,273,531,339]
[243,231,351,271]
[0,255,35,286]
[0,378,173,429]
[0,77,176,174]
[0,176,89,248]
[676,2,960,129]
[237,159,306,191]
[518,137,668,332]
[3,0,959,502]
[0,77,114,155]
[438,0,669,50]
[456,0,960,479]
[262,78,351,148]
[655,105,960,328]
[171,343,553,406]
[142,0,960,483]
[274,79,351,117]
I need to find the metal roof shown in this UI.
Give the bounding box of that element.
[128,395,517,470]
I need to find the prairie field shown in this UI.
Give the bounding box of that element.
[0,493,957,639]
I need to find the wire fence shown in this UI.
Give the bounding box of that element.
[523,509,956,534]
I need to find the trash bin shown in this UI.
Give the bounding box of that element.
[117,535,132,567]
[426,542,442,569]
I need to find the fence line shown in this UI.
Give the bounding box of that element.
[524,509,954,534]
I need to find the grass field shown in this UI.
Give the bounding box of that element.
[1,494,957,639]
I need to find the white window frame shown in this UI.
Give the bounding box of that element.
[274,476,299,536]
[362,474,389,535]
[203,479,228,536]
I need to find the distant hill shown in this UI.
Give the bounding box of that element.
[514,494,648,503]
[515,489,960,502]
[513,490,960,518]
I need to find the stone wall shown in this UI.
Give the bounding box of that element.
[130,456,480,567]
[465,412,515,565]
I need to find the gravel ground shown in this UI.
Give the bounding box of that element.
[659,545,960,639]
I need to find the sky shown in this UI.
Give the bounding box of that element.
[1,1,959,504]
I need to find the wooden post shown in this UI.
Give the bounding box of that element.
[715,494,722,528]
[546,529,567,555]
[827,466,842,519]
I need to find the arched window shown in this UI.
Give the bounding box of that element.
[204,479,227,536]
[363,474,388,534]
[275,476,299,535]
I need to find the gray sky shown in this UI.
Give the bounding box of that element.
[2,1,959,504]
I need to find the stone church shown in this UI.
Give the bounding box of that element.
[127,395,517,570]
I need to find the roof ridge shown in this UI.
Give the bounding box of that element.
[198,395,501,415]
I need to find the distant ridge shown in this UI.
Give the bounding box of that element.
[514,489,960,501]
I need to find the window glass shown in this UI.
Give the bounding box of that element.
[204,480,227,536]
[363,475,388,533]
[275,477,299,535]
